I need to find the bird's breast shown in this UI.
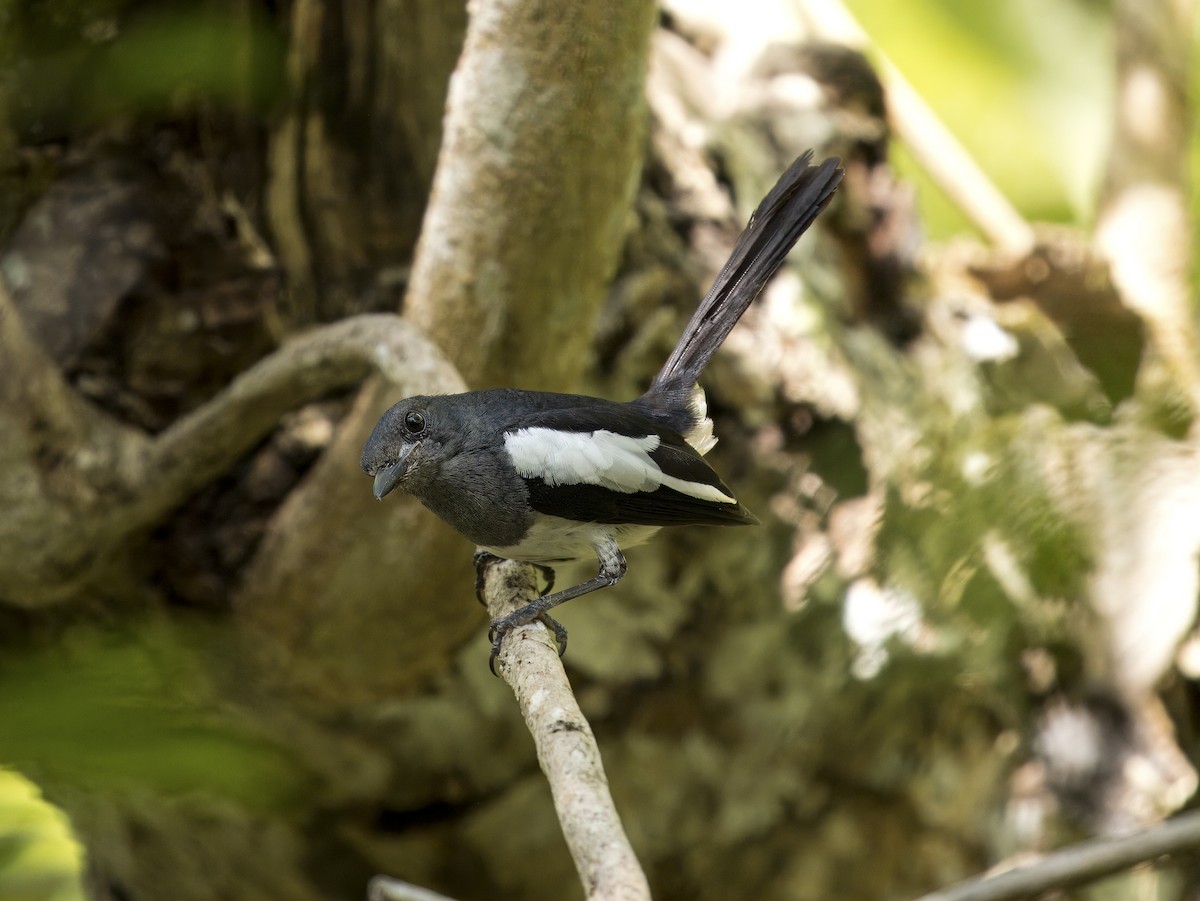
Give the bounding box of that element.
[482,514,660,565]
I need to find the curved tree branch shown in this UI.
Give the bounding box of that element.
[482,559,651,901]
[0,278,148,605]
[0,274,107,446]
[120,313,460,530]
[0,308,459,607]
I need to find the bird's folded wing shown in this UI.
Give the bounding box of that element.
[503,407,757,527]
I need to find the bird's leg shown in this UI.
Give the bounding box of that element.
[489,535,627,673]
[526,564,562,653]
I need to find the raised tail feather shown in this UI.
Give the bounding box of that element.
[651,151,843,391]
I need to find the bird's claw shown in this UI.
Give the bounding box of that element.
[539,613,569,657]
[477,554,566,674]
[488,612,568,676]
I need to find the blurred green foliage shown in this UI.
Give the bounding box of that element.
[847,0,1113,236]
[0,1,285,142]
[0,770,84,901]
[0,622,305,900]
[0,623,303,805]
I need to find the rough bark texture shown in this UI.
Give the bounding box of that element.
[3,1,1200,900]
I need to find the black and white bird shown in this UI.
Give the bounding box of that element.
[362,151,843,670]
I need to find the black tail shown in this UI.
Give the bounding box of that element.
[650,152,843,392]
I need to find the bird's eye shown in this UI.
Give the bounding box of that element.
[403,411,426,435]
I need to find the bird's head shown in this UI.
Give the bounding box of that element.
[360,396,458,500]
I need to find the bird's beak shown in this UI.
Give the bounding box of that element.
[372,444,417,500]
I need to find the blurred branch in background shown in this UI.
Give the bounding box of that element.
[918,808,1200,901]
[369,875,461,901]
[797,0,1036,253]
[839,0,1113,231]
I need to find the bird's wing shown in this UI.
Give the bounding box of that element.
[502,406,757,527]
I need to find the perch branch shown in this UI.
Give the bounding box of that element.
[796,0,1035,254]
[918,809,1200,901]
[482,559,651,901]
[123,313,460,528]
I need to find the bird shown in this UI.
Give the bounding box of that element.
[361,151,843,672]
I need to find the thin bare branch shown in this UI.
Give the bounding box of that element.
[918,809,1200,901]
[796,0,1035,254]
[482,559,652,901]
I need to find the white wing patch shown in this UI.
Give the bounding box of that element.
[504,428,736,504]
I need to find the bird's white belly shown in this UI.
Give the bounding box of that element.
[482,514,660,564]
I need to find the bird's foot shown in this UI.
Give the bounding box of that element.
[488,611,568,676]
